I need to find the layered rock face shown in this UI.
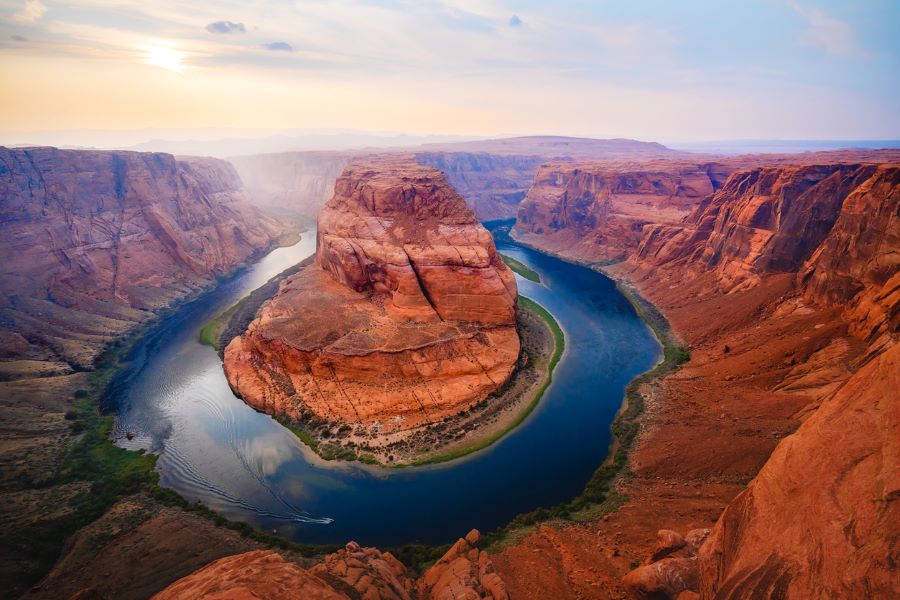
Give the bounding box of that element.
[698,342,899,599]
[414,152,543,220]
[224,159,518,433]
[0,147,286,373]
[638,164,900,333]
[229,151,353,218]
[615,160,900,598]
[513,160,738,262]
[152,529,508,600]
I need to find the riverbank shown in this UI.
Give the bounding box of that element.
[473,225,690,550]
[0,229,314,597]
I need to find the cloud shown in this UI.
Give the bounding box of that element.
[12,0,47,24]
[205,20,246,34]
[508,15,523,27]
[263,41,293,52]
[11,35,28,42]
[792,4,860,57]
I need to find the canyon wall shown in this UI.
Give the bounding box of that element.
[0,147,288,375]
[224,159,519,434]
[414,152,543,220]
[513,160,739,262]
[229,151,353,218]
[617,160,899,598]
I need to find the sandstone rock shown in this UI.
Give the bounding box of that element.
[513,160,738,262]
[150,550,347,600]
[623,557,699,600]
[415,152,543,220]
[697,343,900,599]
[153,531,508,600]
[418,529,509,600]
[224,159,519,433]
[623,528,710,599]
[0,147,286,372]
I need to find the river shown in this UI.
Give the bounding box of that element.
[112,226,660,547]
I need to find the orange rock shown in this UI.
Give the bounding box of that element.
[224,159,519,433]
[153,531,508,600]
[698,343,900,599]
[513,160,738,262]
[150,550,347,600]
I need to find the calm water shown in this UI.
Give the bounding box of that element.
[112,227,660,547]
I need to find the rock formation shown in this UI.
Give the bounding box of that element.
[414,152,543,220]
[152,529,509,600]
[224,159,519,434]
[0,147,288,374]
[513,160,739,262]
[229,151,354,218]
[617,159,900,598]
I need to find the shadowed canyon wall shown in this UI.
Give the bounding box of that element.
[0,147,288,374]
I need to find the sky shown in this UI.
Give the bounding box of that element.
[1,0,898,145]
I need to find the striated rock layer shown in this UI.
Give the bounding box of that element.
[513,160,740,262]
[487,157,898,599]
[0,147,287,373]
[224,159,519,433]
[614,161,899,598]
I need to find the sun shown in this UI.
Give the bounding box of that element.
[146,46,184,72]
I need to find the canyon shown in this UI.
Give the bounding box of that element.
[493,156,899,598]
[0,147,291,375]
[223,158,522,457]
[227,136,684,222]
[1,141,898,600]
[0,147,294,597]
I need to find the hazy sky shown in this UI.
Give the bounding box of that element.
[1,0,898,143]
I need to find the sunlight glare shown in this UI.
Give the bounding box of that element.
[146,46,184,72]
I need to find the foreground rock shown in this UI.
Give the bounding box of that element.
[152,529,508,600]
[224,159,519,439]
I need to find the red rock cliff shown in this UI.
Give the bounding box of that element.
[0,147,286,372]
[513,160,738,262]
[224,159,519,433]
[619,159,899,599]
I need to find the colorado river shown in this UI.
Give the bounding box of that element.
[113,225,661,547]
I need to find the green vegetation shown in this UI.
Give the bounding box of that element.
[273,416,379,464]
[405,296,564,467]
[198,294,249,348]
[501,253,541,283]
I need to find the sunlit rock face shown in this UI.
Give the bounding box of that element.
[151,529,508,600]
[224,159,519,433]
[415,152,544,220]
[621,159,900,599]
[0,147,286,371]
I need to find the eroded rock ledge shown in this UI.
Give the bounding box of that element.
[224,159,520,444]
